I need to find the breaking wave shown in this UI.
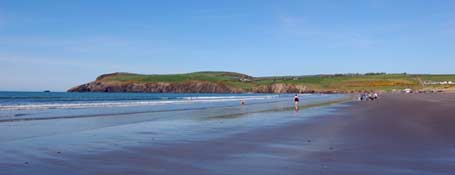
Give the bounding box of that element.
[0,95,280,111]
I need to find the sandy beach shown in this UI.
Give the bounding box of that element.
[90,93,455,175]
[1,93,455,174]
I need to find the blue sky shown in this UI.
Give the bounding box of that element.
[0,0,454,91]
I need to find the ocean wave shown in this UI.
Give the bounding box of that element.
[0,95,280,111]
[181,95,279,100]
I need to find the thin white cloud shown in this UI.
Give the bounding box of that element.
[0,54,123,70]
[0,36,128,51]
[193,7,251,19]
[0,13,5,28]
[279,15,376,48]
[280,16,320,37]
[0,36,173,57]
[445,21,455,36]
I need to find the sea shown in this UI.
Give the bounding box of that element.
[0,92,346,122]
[0,91,348,172]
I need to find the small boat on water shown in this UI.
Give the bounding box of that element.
[43,90,51,93]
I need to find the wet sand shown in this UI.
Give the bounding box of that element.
[3,94,455,174]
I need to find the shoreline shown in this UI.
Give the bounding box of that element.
[1,94,455,174]
[0,94,349,123]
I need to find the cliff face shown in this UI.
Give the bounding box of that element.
[67,72,349,93]
[68,81,247,93]
[68,81,321,93]
[70,71,455,93]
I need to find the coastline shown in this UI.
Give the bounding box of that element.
[67,72,455,94]
[1,93,455,174]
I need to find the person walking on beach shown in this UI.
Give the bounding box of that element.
[373,92,379,100]
[294,94,300,111]
[368,92,375,101]
[360,92,368,101]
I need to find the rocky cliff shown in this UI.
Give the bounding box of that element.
[67,72,329,93]
[68,80,324,93]
[69,71,428,93]
[68,81,247,93]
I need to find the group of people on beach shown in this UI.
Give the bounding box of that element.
[242,92,376,112]
[360,92,379,101]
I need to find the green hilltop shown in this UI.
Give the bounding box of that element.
[90,71,455,93]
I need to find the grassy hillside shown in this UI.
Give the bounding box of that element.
[255,74,418,92]
[98,72,251,83]
[93,72,455,92]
